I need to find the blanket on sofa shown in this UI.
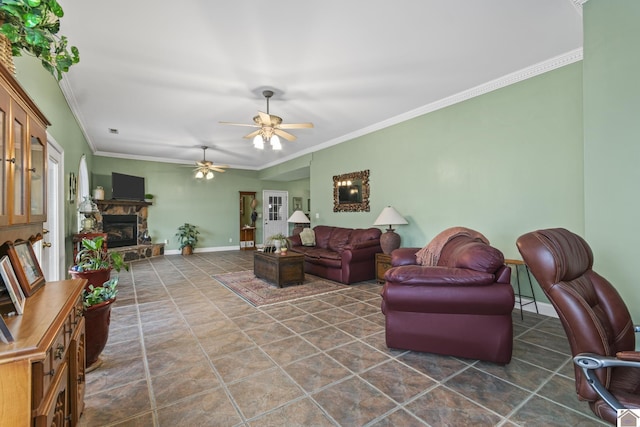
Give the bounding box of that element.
[415,226,489,266]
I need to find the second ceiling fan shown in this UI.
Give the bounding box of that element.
[220,90,313,150]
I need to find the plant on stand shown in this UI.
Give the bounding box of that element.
[176,223,199,255]
[68,236,128,370]
[82,277,118,370]
[69,235,128,291]
[267,233,289,254]
[0,0,80,80]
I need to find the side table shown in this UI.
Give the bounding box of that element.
[375,252,392,284]
[504,259,539,319]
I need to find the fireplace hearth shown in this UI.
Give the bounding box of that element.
[103,214,137,248]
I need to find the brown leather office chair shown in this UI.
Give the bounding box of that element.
[516,228,640,424]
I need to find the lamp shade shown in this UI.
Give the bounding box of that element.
[270,135,282,150]
[287,210,310,223]
[373,206,408,228]
[253,135,264,149]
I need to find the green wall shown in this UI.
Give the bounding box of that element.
[584,1,640,322]
[308,63,584,305]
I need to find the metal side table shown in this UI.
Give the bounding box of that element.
[504,259,539,319]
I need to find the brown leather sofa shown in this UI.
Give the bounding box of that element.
[288,225,382,284]
[381,234,514,364]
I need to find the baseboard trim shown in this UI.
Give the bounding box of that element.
[163,245,239,255]
[516,297,557,318]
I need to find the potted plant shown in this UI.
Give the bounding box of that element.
[0,0,80,80]
[83,277,118,369]
[267,233,289,254]
[69,235,128,291]
[176,223,199,255]
[144,193,154,203]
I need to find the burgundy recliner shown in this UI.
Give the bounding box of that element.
[517,228,640,424]
[381,234,514,364]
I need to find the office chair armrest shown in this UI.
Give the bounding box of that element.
[574,353,640,412]
[617,351,640,362]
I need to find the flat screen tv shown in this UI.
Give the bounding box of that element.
[111,172,145,201]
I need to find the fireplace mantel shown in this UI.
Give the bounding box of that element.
[96,199,151,212]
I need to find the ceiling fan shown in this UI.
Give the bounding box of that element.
[193,146,228,180]
[220,90,313,150]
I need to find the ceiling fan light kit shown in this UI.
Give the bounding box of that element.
[193,146,228,180]
[221,90,313,151]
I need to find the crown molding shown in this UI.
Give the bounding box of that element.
[301,48,584,158]
[58,77,97,153]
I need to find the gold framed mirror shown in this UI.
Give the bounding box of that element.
[333,169,370,212]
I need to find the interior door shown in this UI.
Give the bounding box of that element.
[262,190,288,243]
[41,138,64,281]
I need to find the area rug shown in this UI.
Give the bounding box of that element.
[212,270,348,307]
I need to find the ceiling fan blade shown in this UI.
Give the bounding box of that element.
[274,128,297,142]
[258,111,272,127]
[279,122,314,129]
[219,121,260,128]
[210,167,227,173]
[244,129,262,139]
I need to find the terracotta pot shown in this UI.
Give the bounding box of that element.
[69,267,112,292]
[181,246,193,256]
[84,298,115,368]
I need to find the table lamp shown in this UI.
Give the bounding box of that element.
[288,210,311,234]
[373,206,408,254]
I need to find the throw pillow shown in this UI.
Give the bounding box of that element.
[300,228,316,246]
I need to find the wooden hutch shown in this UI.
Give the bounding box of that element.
[0,65,86,425]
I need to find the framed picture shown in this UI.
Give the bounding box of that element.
[293,197,303,211]
[0,315,13,343]
[0,256,25,314]
[6,241,45,297]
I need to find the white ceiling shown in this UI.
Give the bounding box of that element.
[58,0,583,173]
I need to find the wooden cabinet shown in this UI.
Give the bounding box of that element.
[375,252,392,284]
[240,226,256,250]
[0,279,86,426]
[0,65,50,237]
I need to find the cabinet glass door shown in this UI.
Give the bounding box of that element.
[29,124,46,222]
[0,88,8,226]
[11,102,27,224]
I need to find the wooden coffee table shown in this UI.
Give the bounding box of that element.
[254,251,305,287]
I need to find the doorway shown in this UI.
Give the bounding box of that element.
[262,190,288,243]
[41,137,65,281]
[239,191,256,250]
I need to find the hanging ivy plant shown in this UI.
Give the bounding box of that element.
[0,0,80,80]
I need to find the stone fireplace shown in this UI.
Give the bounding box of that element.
[94,200,163,261]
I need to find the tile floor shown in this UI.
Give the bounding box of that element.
[78,251,607,426]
